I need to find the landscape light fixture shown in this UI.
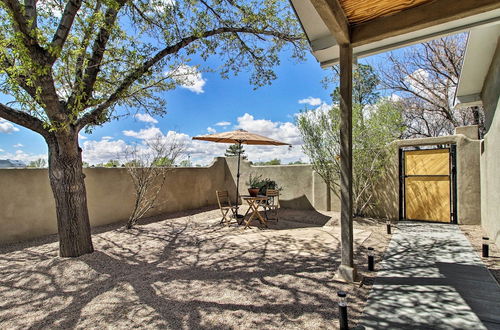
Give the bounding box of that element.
[483,237,489,258]
[337,291,348,330]
[386,220,391,235]
[368,247,375,271]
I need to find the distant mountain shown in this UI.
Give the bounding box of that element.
[0,159,26,168]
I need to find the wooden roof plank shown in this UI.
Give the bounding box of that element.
[351,0,500,47]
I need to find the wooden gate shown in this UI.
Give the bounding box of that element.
[400,147,456,223]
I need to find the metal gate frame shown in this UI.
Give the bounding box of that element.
[398,145,457,224]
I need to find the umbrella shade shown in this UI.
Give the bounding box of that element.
[192,129,290,219]
[192,129,289,146]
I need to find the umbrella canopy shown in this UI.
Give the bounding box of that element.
[192,129,290,219]
[192,129,290,146]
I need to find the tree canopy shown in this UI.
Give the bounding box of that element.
[0,0,306,134]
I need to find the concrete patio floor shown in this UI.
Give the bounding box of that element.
[360,222,500,330]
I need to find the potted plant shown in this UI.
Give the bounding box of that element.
[246,174,263,197]
[258,178,281,195]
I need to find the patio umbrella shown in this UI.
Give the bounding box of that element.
[192,129,290,215]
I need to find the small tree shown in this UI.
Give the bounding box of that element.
[28,158,47,168]
[255,158,281,165]
[297,100,404,215]
[124,134,184,229]
[104,159,120,168]
[225,144,247,159]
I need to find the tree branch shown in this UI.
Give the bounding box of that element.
[77,26,302,130]
[68,0,126,109]
[0,102,48,137]
[50,0,83,60]
[1,0,47,58]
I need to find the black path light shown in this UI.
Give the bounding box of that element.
[483,237,489,257]
[368,247,375,271]
[386,220,391,234]
[337,291,348,330]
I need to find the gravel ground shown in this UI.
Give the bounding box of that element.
[0,207,390,329]
[460,225,500,284]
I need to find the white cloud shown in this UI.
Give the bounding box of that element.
[0,119,20,134]
[135,113,159,124]
[102,136,113,140]
[0,149,47,164]
[235,113,303,146]
[78,133,88,140]
[82,138,129,165]
[83,112,309,166]
[167,64,206,94]
[207,127,216,134]
[215,121,231,127]
[13,143,23,148]
[298,97,322,106]
[0,148,3,152]
[123,126,163,140]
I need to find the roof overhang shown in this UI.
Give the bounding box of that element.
[455,23,500,107]
[290,0,500,67]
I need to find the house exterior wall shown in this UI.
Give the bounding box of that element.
[480,37,500,247]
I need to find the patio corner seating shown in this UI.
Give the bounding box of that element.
[216,190,238,226]
[263,189,280,222]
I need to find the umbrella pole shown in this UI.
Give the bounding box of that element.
[235,142,241,216]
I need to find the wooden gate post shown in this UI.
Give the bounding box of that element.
[337,43,357,282]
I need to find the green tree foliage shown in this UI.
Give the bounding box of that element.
[331,64,380,107]
[27,158,47,168]
[225,143,247,159]
[104,159,120,167]
[152,157,173,167]
[255,158,281,165]
[288,160,306,165]
[297,100,404,216]
[0,0,305,256]
[179,159,191,167]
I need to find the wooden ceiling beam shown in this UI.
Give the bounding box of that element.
[310,0,350,45]
[351,0,500,47]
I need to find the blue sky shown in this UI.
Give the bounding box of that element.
[0,44,388,165]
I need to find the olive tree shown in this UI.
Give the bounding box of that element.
[0,0,305,256]
[297,100,404,216]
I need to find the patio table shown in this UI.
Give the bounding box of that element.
[241,195,269,229]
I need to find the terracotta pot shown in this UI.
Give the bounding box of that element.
[248,188,260,197]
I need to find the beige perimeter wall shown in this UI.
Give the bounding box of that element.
[0,158,230,244]
[481,37,500,247]
[0,130,483,244]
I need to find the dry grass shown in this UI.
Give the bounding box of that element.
[0,208,390,329]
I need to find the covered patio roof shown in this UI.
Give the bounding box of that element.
[290,0,500,67]
[289,0,500,283]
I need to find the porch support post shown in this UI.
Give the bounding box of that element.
[337,43,357,282]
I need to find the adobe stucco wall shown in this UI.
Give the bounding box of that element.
[225,157,340,211]
[364,133,481,225]
[480,37,500,247]
[0,157,230,244]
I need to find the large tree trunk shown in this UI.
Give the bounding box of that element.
[47,131,94,257]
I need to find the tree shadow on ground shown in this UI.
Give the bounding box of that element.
[0,210,379,329]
